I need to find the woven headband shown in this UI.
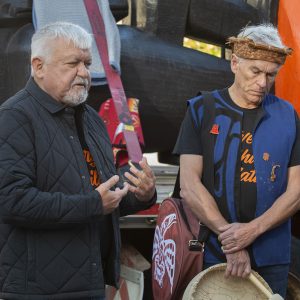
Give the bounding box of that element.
[227,37,293,64]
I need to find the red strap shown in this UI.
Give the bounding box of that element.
[84,0,143,163]
[119,278,130,300]
[106,279,130,300]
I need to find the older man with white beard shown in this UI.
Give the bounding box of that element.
[0,22,156,300]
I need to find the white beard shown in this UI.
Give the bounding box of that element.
[62,77,89,106]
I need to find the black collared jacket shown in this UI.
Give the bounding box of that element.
[0,78,156,300]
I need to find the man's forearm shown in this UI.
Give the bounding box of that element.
[219,179,300,253]
[252,187,300,236]
[180,178,228,234]
[180,154,228,234]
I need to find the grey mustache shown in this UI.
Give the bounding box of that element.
[72,78,89,87]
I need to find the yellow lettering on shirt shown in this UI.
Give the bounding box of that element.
[241,148,254,164]
[241,132,253,144]
[240,167,257,183]
[83,149,101,187]
[240,131,256,183]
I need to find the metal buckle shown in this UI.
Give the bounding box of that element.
[188,240,205,252]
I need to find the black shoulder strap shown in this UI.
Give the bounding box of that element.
[202,92,226,261]
[201,92,216,195]
[173,92,226,260]
[171,92,216,244]
[172,168,180,198]
[201,92,231,223]
[172,92,215,198]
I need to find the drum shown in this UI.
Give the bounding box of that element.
[182,263,281,300]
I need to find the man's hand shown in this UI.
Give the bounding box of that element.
[95,175,129,215]
[225,249,251,278]
[218,222,259,253]
[124,157,156,202]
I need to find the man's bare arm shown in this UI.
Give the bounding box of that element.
[219,165,300,253]
[180,154,228,234]
[180,154,251,277]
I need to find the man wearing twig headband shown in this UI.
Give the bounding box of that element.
[174,23,300,297]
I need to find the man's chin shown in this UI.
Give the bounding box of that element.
[62,92,88,107]
[248,92,265,101]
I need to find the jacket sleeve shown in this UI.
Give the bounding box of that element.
[0,108,104,228]
[119,190,157,217]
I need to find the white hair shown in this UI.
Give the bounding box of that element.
[238,23,286,49]
[31,21,92,62]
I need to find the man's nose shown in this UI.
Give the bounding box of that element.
[257,73,267,88]
[77,62,90,78]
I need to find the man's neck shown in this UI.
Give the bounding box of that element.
[228,85,261,109]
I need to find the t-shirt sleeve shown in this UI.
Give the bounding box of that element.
[173,106,203,155]
[289,110,300,167]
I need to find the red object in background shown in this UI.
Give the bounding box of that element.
[99,98,144,167]
[85,0,142,163]
[100,98,156,217]
[135,203,160,216]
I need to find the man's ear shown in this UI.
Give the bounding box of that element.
[31,57,45,79]
[230,54,239,74]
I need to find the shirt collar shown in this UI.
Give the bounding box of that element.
[25,77,66,114]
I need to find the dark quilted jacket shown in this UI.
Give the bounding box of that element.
[0,78,155,299]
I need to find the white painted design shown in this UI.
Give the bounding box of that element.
[153,213,177,293]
